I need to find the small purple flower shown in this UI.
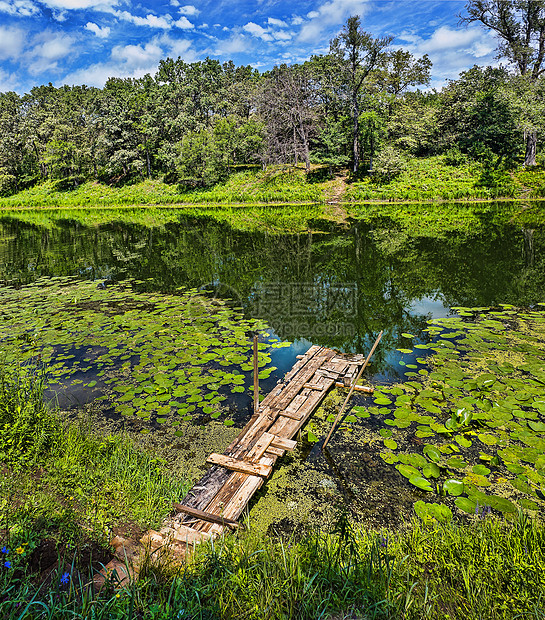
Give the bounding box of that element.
[60,572,70,585]
[1,547,9,554]
[380,536,388,548]
[4,561,12,568]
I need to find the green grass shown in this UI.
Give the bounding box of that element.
[2,510,544,618]
[3,159,545,215]
[345,156,495,202]
[0,360,191,550]
[0,167,325,210]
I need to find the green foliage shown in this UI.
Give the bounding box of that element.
[443,146,467,167]
[373,145,407,182]
[0,364,59,465]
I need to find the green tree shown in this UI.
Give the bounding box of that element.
[462,0,545,164]
[329,15,392,173]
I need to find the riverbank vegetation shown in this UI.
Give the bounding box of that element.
[2,6,545,204]
[1,160,545,212]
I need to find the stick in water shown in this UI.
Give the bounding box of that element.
[253,334,259,414]
[322,330,383,451]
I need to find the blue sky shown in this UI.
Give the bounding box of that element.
[0,0,500,94]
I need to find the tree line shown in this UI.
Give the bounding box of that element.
[0,2,544,196]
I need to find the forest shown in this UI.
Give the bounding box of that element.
[1,7,545,199]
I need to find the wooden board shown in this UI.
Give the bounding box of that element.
[171,524,212,544]
[206,453,272,477]
[245,432,275,462]
[173,503,240,529]
[270,436,297,451]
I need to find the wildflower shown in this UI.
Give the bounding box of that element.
[60,572,70,585]
[4,561,11,568]
[1,547,9,554]
[15,547,24,555]
[21,543,28,547]
[380,536,388,548]
[116,593,121,599]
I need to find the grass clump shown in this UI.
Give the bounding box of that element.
[0,359,190,562]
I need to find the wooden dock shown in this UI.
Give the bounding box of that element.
[99,345,366,583]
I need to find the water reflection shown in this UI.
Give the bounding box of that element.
[1,207,544,381]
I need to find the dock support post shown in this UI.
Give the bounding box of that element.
[253,334,259,414]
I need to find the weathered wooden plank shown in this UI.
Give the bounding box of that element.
[245,432,275,462]
[171,524,212,544]
[272,349,335,410]
[334,381,373,393]
[281,393,308,420]
[265,446,284,457]
[303,383,325,390]
[173,503,240,529]
[206,453,272,477]
[270,436,297,451]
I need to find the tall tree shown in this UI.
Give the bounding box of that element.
[329,15,392,173]
[462,0,545,164]
[257,64,319,171]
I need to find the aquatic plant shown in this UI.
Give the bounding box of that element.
[0,277,286,430]
[354,305,545,520]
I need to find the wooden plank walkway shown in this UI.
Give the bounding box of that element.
[97,345,367,584]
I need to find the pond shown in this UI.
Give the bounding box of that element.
[1,203,544,531]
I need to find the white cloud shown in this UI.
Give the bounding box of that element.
[243,21,273,42]
[85,21,110,38]
[26,31,76,75]
[40,0,119,8]
[61,34,198,87]
[0,25,25,59]
[298,0,370,43]
[111,41,163,66]
[178,4,199,16]
[291,15,304,26]
[214,33,248,55]
[115,11,173,29]
[170,0,179,5]
[268,17,287,28]
[174,15,194,29]
[0,68,18,92]
[0,0,39,17]
[157,33,196,59]
[397,25,498,88]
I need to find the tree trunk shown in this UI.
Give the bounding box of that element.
[146,149,151,178]
[524,130,537,166]
[352,93,359,174]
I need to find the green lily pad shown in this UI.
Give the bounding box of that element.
[409,475,433,492]
[443,479,464,496]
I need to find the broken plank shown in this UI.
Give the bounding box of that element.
[270,436,297,451]
[303,383,325,390]
[171,524,212,544]
[245,432,275,462]
[334,381,373,393]
[206,453,272,478]
[173,504,240,529]
[265,446,284,457]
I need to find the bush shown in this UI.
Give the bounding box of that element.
[373,146,407,182]
[0,173,17,197]
[443,147,467,167]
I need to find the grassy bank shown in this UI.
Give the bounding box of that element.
[0,362,191,596]
[1,159,545,211]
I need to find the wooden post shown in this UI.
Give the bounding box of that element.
[253,334,259,414]
[322,330,383,451]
